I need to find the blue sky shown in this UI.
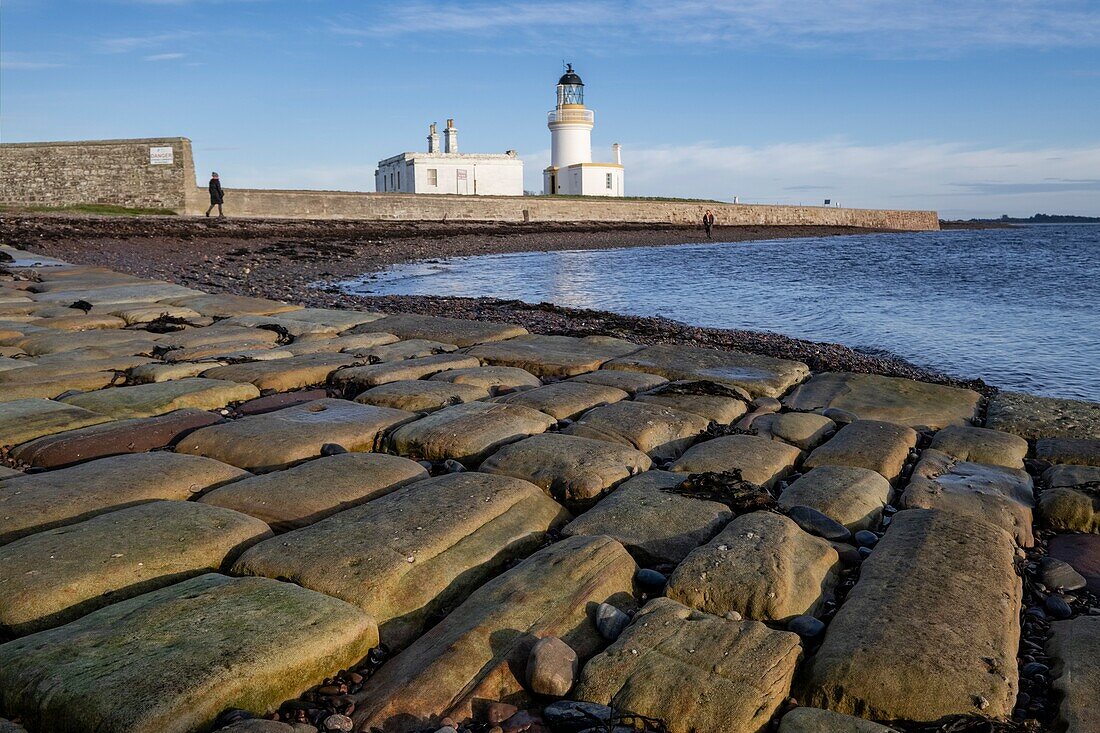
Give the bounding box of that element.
[3,1,1099,217]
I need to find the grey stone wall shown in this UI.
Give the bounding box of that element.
[0,138,197,211]
[191,189,940,231]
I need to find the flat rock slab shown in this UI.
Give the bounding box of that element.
[928,425,1028,469]
[778,466,893,531]
[799,508,1021,721]
[0,574,376,733]
[1046,616,1100,733]
[574,598,801,733]
[346,338,457,361]
[480,433,651,507]
[359,313,527,347]
[234,472,568,650]
[561,470,732,566]
[603,344,809,399]
[668,511,840,622]
[1035,437,1100,467]
[0,500,271,637]
[778,708,899,733]
[61,378,260,419]
[156,324,283,351]
[490,380,628,420]
[671,434,802,488]
[900,449,1035,546]
[0,398,112,448]
[563,401,710,462]
[15,329,157,357]
[0,371,119,402]
[200,452,427,531]
[10,408,222,468]
[985,391,1100,440]
[1038,464,1100,533]
[388,401,555,466]
[235,388,329,416]
[1048,534,1100,594]
[351,535,636,732]
[753,412,837,450]
[28,314,126,331]
[106,303,202,325]
[177,398,415,472]
[331,353,481,391]
[31,282,198,305]
[201,353,358,392]
[466,334,640,378]
[428,365,541,394]
[275,307,385,330]
[0,452,247,544]
[635,390,748,424]
[218,314,344,338]
[163,293,303,317]
[569,369,668,395]
[163,341,288,363]
[354,380,489,413]
[804,420,917,482]
[784,372,981,430]
[1,354,154,380]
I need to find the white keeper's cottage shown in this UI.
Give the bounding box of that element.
[543,65,624,196]
[375,119,524,196]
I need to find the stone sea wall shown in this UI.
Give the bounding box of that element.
[1,136,938,229]
[188,187,940,229]
[0,138,198,211]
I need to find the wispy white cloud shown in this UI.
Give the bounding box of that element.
[0,53,64,70]
[620,138,1100,216]
[336,1,1100,55]
[99,31,197,53]
[144,52,186,61]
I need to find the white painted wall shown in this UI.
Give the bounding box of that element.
[376,155,523,196]
[550,122,592,169]
[580,165,624,197]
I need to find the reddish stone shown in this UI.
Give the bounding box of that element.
[11,408,223,468]
[1048,533,1100,595]
[235,389,330,416]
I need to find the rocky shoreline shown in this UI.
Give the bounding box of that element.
[1,213,988,394]
[0,239,1098,733]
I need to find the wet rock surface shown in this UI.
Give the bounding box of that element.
[799,509,1022,721]
[561,470,732,566]
[574,597,801,733]
[667,511,840,621]
[0,574,376,733]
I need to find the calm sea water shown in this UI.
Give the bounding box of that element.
[343,225,1100,401]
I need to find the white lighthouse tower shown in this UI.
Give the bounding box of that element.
[543,64,624,196]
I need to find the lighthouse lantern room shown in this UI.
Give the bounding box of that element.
[543,64,624,197]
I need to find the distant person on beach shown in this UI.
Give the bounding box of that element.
[703,210,715,238]
[205,172,225,218]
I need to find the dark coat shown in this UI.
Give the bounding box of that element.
[208,178,225,205]
[702,213,715,226]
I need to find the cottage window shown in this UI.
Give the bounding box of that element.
[427,168,438,186]
[606,173,613,189]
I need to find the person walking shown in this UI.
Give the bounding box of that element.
[205,172,225,218]
[702,209,715,239]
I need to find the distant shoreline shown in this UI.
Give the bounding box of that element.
[2,213,989,394]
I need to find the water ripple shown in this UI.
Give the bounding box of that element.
[343,225,1100,401]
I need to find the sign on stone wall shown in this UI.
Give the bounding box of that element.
[149,146,175,165]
